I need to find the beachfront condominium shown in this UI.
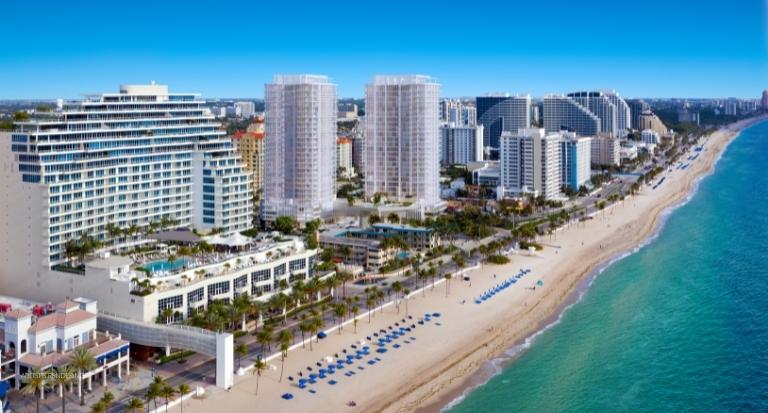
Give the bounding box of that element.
[364,75,442,211]
[638,110,669,136]
[263,75,337,224]
[543,94,601,137]
[591,135,621,166]
[476,94,532,158]
[565,91,630,137]
[440,124,484,165]
[498,128,561,200]
[560,133,592,190]
[0,83,252,270]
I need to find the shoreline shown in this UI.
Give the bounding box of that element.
[395,116,768,413]
[182,116,767,413]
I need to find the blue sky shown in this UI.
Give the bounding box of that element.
[1,0,766,99]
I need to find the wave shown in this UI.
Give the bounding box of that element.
[439,126,751,412]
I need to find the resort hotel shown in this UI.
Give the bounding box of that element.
[0,83,333,388]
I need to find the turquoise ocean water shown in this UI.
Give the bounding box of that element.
[447,120,768,413]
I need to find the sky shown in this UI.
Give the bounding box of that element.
[1,0,767,99]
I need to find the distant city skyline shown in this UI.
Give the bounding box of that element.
[1,0,766,99]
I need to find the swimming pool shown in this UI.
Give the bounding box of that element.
[143,258,191,273]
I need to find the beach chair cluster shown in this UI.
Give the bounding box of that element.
[474,268,531,305]
[284,313,441,398]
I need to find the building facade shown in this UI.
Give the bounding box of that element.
[0,83,251,269]
[439,124,484,165]
[364,75,441,210]
[591,135,621,166]
[476,95,531,155]
[234,101,255,118]
[638,110,668,136]
[560,134,592,190]
[543,94,601,137]
[499,128,562,200]
[232,130,265,196]
[641,129,660,145]
[628,99,650,130]
[263,75,337,223]
[337,137,354,178]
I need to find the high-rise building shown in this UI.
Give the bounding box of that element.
[566,91,621,137]
[724,99,739,116]
[762,90,768,110]
[560,133,592,190]
[263,75,337,223]
[440,99,476,126]
[476,95,532,154]
[439,124,484,165]
[628,99,650,130]
[0,83,252,268]
[337,137,354,178]
[233,130,265,195]
[234,101,256,118]
[543,94,601,137]
[365,75,442,210]
[499,128,561,200]
[591,135,620,166]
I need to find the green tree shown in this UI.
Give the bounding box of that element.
[274,215,295,234]
[21,368,48,413]
[235,342,248,369]
[159,384,176,413]
[252,357,267,396]
[69,347,96,406]
[278,330,292,382]
[177,384,191,413]
[387,212,400,224]
[126,397,144,413]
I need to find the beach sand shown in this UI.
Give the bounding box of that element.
[181,117,766,413]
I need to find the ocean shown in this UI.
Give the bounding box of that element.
[446,120,768,413]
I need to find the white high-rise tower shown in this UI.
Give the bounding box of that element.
[364,75,442,212]
[263,75,337,224]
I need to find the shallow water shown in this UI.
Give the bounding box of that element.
[447,120,768,413]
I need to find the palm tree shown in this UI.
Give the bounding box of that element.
[278,330,292,382]
[50,366,74,413]
[403,288,411,316]
[387,212,400,224]
[69,347,96,406]
[444,273,452,297]
[89,401,106,413]
[336,271,353,298]
[312,314,324,345]
[256,325,273,354]
[126,397,144,413]
[21,367,47,413]
[333,302,347,333]
[100,391,115,412]
[251,357,267,396]
[145,378,164,412]
[235,342,248,370]
[159,384,176,413]
[177,384,190,413]
[391,281,403,312]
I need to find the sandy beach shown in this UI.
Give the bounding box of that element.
[180,116,767,413]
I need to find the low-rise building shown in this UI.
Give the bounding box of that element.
[641,129,660,145]
[1,298,130,392]
[318,233,395,271]
[468,161,500,187]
